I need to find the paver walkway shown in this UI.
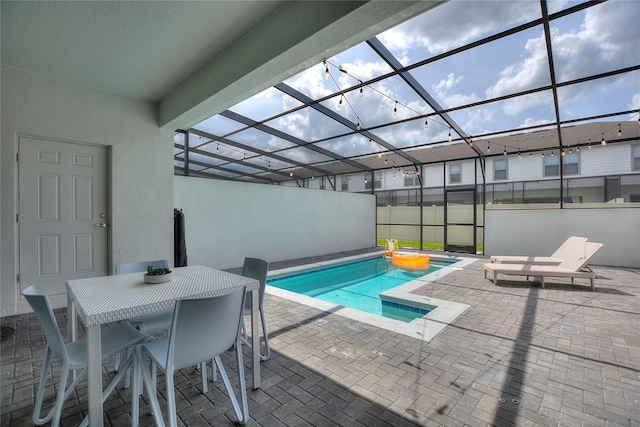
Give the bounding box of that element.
[2,252,639,426]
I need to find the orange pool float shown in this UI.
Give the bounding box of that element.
[391,253,430,271]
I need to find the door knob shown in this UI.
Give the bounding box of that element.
[94,223,107,228]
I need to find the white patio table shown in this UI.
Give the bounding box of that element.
[67,265,260,427]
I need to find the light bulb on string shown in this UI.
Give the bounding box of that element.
[393,101,398,116]
[569,148,572,154]
[561,149,565,156]
[242,153,246,161]
[364,177,368,184]
[448,128,452,142]
[529,152,533,159]
[503,147,507,156]
[576,146,580,152]
[518,151,522,159]
[356,121,361,131]
[338,95,343,108]
[601,133,606,145]
[487,142,490,153]
[359,87,364,97]
[384,157,388,165]
[377,149,382,159]
[216,144,219,152]
[289,169,293,177]
[550,150,554,157]
[268,161,271,170]
[424,118,429,129]
[542,152,545,158]
[618,124,622,137]
[324,61,329,80]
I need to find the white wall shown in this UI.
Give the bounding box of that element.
[174,176,376,270]
[484,207,640,268]
[1,66,175,315]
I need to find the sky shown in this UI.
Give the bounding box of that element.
[189,0,640,174]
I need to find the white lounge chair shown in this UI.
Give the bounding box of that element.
[483,242,603,290]
[489,236,588,265]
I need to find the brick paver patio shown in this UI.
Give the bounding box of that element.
[2,252,639,426]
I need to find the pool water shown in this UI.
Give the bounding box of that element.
[268,257,447,322]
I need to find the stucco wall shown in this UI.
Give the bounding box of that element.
[173,176,376,270]
[1,66,174,315]
[484,207,640,268]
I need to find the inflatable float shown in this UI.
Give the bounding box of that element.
[391,253,430,271]
[383,239,430,271]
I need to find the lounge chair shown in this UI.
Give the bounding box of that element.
[483,242,603,290]
[489,236,588,265]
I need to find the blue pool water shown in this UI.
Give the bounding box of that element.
[268,257,449,322]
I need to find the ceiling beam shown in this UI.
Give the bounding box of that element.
[159,1,443,131]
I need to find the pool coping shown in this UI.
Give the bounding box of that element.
[266,251,474,342]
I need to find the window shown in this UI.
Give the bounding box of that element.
[633,144,640,170]
[449,164,461,183]
[493,159,508,180]
[404,175,420,187]
[562,152,580,175]
[341,176,349,191]
[366,173,382,190]
[544,154,559,176]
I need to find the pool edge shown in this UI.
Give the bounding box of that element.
[266,252,473,343]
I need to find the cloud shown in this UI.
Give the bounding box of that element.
[630,93,640,111]
[379,1,540,58]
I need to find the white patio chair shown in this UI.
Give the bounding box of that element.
[113,260,173,386]
[240,257,271,361]
[22,284,149,427]
[132,286,249,427]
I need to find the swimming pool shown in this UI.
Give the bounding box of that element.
[266,252,474,342]
[268,257,451,322]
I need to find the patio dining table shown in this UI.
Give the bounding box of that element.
[66,264,260,427]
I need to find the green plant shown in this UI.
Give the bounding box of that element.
[146,265,172,275]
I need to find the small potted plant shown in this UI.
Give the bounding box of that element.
[143,265,172,284]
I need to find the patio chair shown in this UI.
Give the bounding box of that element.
[116,260,173,334]
[114,260,173,387]
[483,242,603,290]
[131,287,249,427]
[489,236,588,265]
[240,257,271,361]
[22,284,149,427]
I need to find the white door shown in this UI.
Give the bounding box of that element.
[19,137,108,296]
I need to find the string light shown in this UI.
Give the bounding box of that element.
[448,128,452,142]
[338,95,343,108]
[242,153,246,161]
[618,124,622,137]
[289,168,293,177]
[359,87,364,97]
[550,150,554,157]
[518,151,522,159]
[364,177,368,184]
[268,161,271,170]
[576,146,580,152]
[487,142,490,153]
[529,152,533,158]
[542,152,545,158]
[503,148,507,156]
[393,101,398,116]
[424,118,429,129]
[561,149,565,156]
[356,121,361,131]
[601,133,606,145]
[216,144,219,152]
[378,149,382,159]
[324,61,329,80]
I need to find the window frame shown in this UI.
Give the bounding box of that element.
[449,163,462,184]
[493,158,508,181]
